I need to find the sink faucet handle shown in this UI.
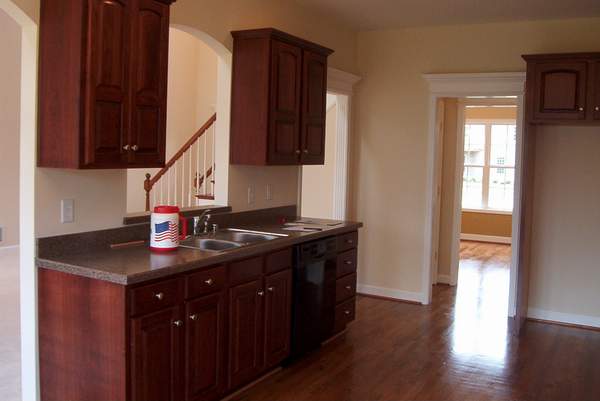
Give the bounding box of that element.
[212,223,219,234]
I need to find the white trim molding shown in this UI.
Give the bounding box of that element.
[422,72,525,310]
[437,274,452,285]
[528,308,600,329]
[460,233,512,244]
[0,245,20,251]
[357,284,424,305]
[327,67,361,95]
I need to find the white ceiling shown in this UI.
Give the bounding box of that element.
[294,0,600,30]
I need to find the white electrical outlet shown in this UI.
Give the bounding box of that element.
[61,199,75,223]
[247,186,255,204]
[266,184,272,201]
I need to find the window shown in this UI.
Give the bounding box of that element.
[462,121,516,212]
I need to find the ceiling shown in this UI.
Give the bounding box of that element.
[294,0,600,31]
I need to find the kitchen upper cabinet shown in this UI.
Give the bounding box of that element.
[524,53,600,124]
[264,269,292,368]
[230,28,333,165]
[228,278,265,389]
[185,292,227,401]
[38,0,175,169]
[130,306,183,401]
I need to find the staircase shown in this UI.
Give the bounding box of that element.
[144,113,217,211]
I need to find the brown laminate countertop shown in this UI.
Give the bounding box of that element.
[36,220,362,285]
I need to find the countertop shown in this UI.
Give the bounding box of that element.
[37,220,362,285]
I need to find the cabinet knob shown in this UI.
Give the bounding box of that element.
[345,285,352,290]
[344,310,351,315]
[173,320,183,327]
[189,314,197,321]
[579,107,584,112]
[595,106,600,111]
[295,149,301,155]
[257,290,265,297]
[303,149,308,154]
[267,286,275,292]
[123,144,130,151]
[345,260,352,265]
[204,278,213,286]
[131,144,139,151]
[154,292,164,300]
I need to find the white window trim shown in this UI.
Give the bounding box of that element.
[463,120,516,213]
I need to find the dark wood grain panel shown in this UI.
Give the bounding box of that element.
[300,50,328,165]
[229,256,264,285]
[336,249,357,278]
[129,277,183,317]
[38,268,127,401]
[333,297,355,334]
[264,269,292,368]
[337,231,358,252]
[335,272,356,304]
[265,247,293,274]
[186,265,227,299]
[594,61,600,120]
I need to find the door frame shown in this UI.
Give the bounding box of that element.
[298,67,360,219]
[0,1,39,400]
[421,73,525,316]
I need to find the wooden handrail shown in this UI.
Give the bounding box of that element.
[144,113,216,211]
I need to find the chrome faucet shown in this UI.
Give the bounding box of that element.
[193,209,212,236]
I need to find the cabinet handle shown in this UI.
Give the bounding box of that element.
[267,286,275,292]
[204,278,213,286]
[345,260,352,265]
[345,285,352,290]
[189,314,197,321]
[173,320,183,327]
[579,107,584,112]
[154,292,164,300]
[123,144,130,151]
[257,290,265,297]
[344,310,351,316]
[295,149,301,155]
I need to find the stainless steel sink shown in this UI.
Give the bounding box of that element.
[179,238,242,252]
[220,228,285,243]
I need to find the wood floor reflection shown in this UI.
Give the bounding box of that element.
[234,241,600,401]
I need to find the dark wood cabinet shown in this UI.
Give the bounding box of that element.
[185,292,227,401]
[38,0,175,169]
[264,269,292,368]
[524,53,600,124]
[130,306,183,401]
[230,28,333,165]
[228,278,265,389]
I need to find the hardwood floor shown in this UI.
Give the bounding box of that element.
[234,241,600,401]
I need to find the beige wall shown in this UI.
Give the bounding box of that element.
[461,212,512,237]
[127,28,218,213]
[7,0,358,238]
[465,106,517,120]
[0,9,21,246]
[351,17,600,309]
[301,102,338,218]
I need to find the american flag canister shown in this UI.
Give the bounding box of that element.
[150,205,187,252]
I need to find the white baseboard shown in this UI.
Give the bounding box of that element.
[528,308,600,329]
[0,245,19,251]
[357,284,424,304]
[460,233,511,244]
[437,274,452,284]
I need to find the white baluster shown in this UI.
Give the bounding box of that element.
[196,139,200,203]
[188,147,193,207]
[203,134,207,196]
[212,125,216,196]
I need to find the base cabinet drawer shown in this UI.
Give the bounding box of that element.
[334,297,356,334]
[336,249,357,278]
[130,278,183,317]
[335,273,357,304]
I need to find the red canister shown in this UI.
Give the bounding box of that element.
[150,206,187,252]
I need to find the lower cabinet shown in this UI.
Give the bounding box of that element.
[185,292,227,401]
[130,306,183,401]
[264,269,292,368]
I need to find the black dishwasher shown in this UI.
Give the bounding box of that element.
[289,236,337,360]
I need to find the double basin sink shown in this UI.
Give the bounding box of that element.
[179,228,287,252]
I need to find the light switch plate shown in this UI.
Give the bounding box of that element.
[61,199,74,223]
[266,184,272,201]
[0,226,3,242]
[247,185,255,204]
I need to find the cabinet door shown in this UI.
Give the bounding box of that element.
[300,50,328,165]
[130,307,183,401]
[264,269,292,368]
[84,0,130,167]
[594,61,600,120]
[268,40,302,165]
[228,279,265,389]
[128,0,169,166]
[185,293,227,401]
[532,61,587,121]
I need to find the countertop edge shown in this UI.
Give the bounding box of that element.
[36,222,363,285]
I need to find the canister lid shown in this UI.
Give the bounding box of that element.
[153,205,180,213]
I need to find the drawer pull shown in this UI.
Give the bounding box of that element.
[189,314,197,321]
[345,285,352,290]
[346,239,353,244]
[267,286,275,292]
[154,292,164,300]
[578,106,584,111]
[595,106,600,111]
[257,290,265,297]
[344,260,352,265]
[173,320,183,327]
[204,278,214,286]
[344,310,351,315]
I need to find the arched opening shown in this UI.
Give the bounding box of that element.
[126,25,231,213]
